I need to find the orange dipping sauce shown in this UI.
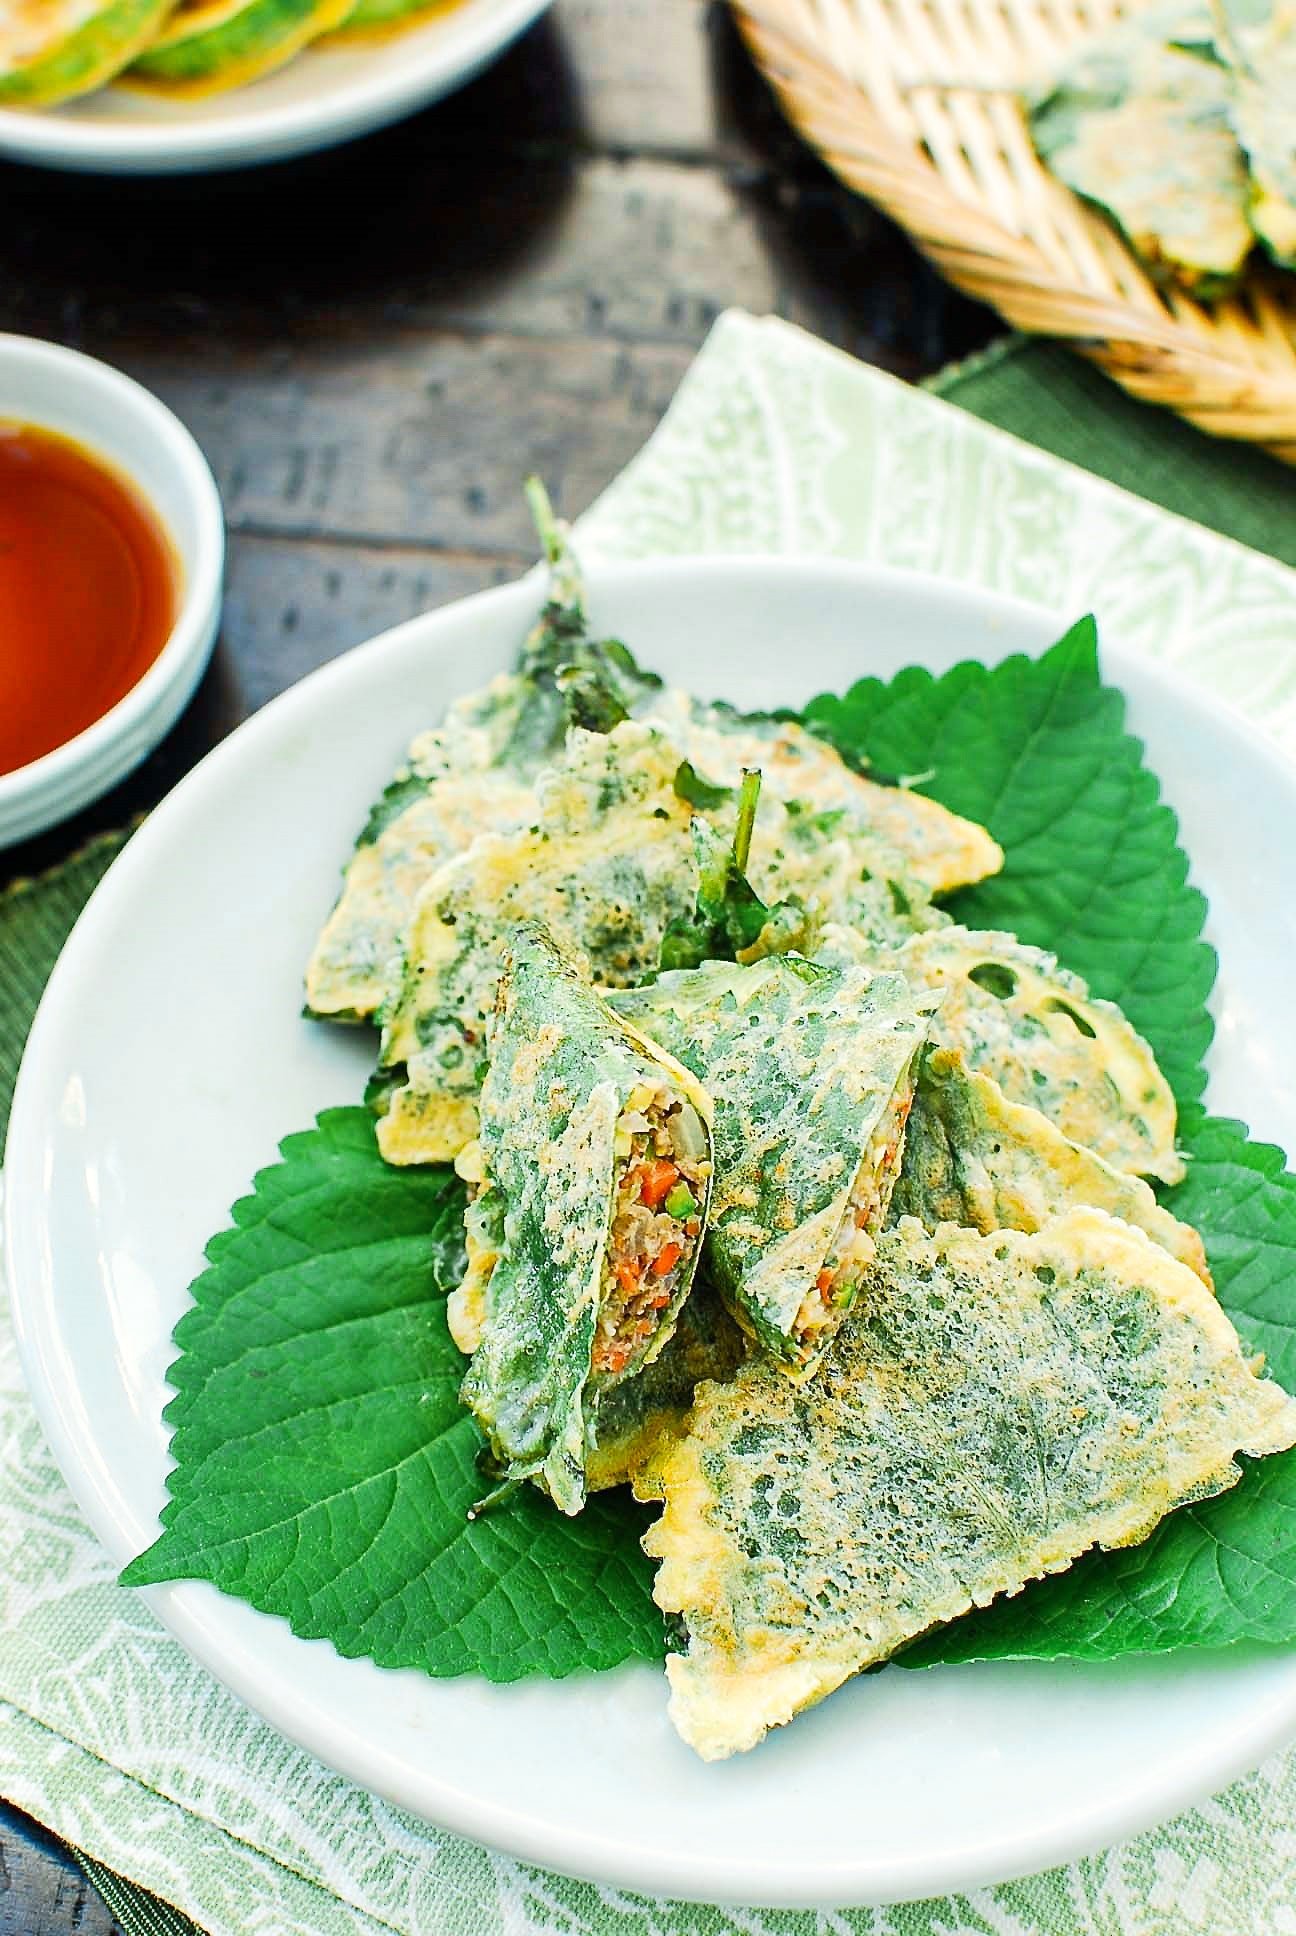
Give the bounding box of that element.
[0,422,180,778]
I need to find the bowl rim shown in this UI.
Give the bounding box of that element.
[0,334,224,836]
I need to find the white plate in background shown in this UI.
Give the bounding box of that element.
[8,558,1296,1906]
[0,0,550,174]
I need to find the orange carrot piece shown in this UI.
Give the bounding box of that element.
[638,1158,680,1210]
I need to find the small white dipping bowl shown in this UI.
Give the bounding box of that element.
[0,334,224,847]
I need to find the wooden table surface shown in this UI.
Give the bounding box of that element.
[0,4,992,1925]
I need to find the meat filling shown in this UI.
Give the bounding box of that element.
[593,1083,710,1383]
[792,1078,917,1353]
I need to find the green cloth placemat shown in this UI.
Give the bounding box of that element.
[928,338,1296,570]
[1,828,184,1936]
[77,1852,201,1936]
[0,828,130,1148]
[3,312,1295,1936]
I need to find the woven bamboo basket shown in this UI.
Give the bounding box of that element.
[732,0,1296,462]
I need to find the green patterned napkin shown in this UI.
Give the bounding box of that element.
[925,337,1296,570]
[4,313,1296,1936]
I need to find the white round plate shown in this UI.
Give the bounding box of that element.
[0,0,550,175]
[8,559,1296,1907]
